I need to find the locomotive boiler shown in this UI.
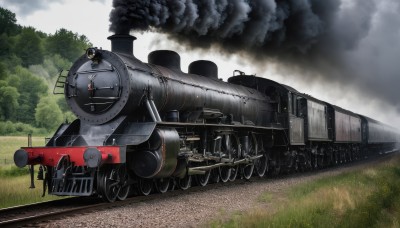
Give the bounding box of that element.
[14,34,400,202]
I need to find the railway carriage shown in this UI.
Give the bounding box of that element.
[325,105,362,162]
[360,116,399,156]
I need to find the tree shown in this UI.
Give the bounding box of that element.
[0,80,19,120]
[0,33,22,72]
[0,33,12,60]
[45,28,92,62]
[9,66,48,124]
[64,111,76,123]
[35,96,63,130]
[2,54,22,69]
[29,54,72,82]
[0,85,19,120]
[0,62,7,80]
[15,27,44,67]
[43,54,72,78]
[0,7,20,35]
[57,96,70,113]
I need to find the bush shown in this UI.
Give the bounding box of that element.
[0,121,15,134]
[35,96,63,130]
[0,121,50,136]
[14,122,34,133]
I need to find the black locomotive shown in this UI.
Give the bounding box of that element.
[14,34,400,202]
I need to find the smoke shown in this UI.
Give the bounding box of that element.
[109,0,336,53]
[110,0,400,124]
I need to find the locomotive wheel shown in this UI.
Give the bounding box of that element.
[210,168,220,183]
[220,134,238,183]
[155,178,170,194]
[97,168,106,198]
[243,164,254,180]
[178,175,192,190]
[116,165,131,201]
[229,165,239,181]
[243,134,257,180]
[255,137,268,177]
[117,186,130,201]
[196,170,211,187]
[138,178,153,196]
[195,161,211,186]
[98,165,128,202]
[219,166,231,183]
[255,152,268,177]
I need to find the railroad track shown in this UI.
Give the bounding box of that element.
[0,177,249,227]
[1,150,397,227]
[0,197,101,227]
[0,196,137,227]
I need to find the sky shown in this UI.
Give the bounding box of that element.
[0,0,399,129]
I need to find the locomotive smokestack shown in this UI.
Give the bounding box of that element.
[107,34,136,56]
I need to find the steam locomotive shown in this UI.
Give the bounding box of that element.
[14,34,400,202]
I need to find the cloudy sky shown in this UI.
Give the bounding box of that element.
[0,0,399,129]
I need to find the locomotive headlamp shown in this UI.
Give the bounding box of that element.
[86,47,99,60]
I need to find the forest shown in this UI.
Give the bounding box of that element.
[0,7,92,135]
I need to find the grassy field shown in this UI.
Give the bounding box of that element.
[0,136,62,209]
[0,175,64,208]
[211,155,400,227]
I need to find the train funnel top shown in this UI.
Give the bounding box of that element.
[107,34,136,56]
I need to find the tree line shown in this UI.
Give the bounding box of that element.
[0,7,92,135]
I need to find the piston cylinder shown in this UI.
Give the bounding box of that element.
[131,128,179,178]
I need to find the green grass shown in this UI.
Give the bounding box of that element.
[211,156,400,228]
[0,174,63,209]
[0,136,63,209]
[258,192,273,203]
[0,166,30,177]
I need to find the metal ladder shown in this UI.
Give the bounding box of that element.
[53,70,68,94]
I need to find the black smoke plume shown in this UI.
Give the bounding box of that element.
[110,0,339,54]
[110,0,400,120]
